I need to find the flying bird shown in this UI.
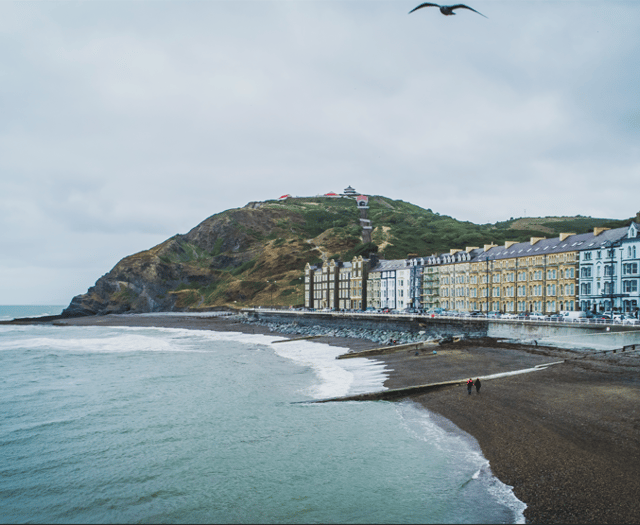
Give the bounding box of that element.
[409,3,487,18]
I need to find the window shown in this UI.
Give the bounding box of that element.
[623,280,638,293]
[623,263,638,275]
[581,267,592,278]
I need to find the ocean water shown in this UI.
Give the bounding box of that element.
[0,307,525,523]
[0,304,65,321]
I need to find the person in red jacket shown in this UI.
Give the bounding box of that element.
[467,378,473,395]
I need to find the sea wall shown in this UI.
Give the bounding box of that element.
[245,310,640,351]
[246,310,487,339]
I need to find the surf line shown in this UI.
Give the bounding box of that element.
[302,361,564,404]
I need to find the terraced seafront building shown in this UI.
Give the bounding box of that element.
[578,223,639,314]
[305,256,371,311]
[303,224,640,316]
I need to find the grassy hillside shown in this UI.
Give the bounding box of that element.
[367,196,629,259]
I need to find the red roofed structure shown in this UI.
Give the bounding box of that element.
[356,195,369,207]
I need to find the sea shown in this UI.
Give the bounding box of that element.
[0,305,525,523]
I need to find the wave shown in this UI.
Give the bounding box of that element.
[0,324,387,401]
[395,400,527,523]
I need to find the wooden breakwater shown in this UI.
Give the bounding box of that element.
[272,335,324,344]
[310,361,565,404]
[336,339,441,359]
[312,379,464,403]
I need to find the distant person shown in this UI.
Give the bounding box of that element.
[475,378,481,394]
[467,378,473,395]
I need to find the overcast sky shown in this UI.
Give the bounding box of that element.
[1,0,639,305]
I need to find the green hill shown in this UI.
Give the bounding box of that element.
[62,196,633,316]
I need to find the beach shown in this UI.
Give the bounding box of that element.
[53,314,640,523]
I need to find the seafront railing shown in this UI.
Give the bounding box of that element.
[244,307,637,327]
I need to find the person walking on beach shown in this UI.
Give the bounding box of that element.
[467,378,473,395]
[474,378,481,394]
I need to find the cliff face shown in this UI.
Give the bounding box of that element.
[62,195,626,316]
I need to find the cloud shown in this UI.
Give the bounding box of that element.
[0,0,639,303]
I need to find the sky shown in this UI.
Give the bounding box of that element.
[1,0,639,305]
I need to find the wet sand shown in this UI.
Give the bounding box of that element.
[54,314,640,523]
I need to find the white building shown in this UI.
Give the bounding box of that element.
[396,264,411,311]
[369,259,407,310]
[577,226,629,313]
[620,223,640,315]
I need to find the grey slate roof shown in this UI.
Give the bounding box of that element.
[473,226,628,263]
[369,259,410,273]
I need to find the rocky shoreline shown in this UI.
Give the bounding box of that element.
[237,315,448,346]
[46,313,640,523]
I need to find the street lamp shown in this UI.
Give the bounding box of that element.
[603,239,622,313]
[267,280,277,308]
[296,277,303,308]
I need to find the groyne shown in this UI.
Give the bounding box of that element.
[310,361,565,403]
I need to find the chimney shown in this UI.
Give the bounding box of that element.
[449,249,460,255]
[593,227,610,236]
[483,243,497,252]
[530,237,546,245]
[559,233,576,241]
[465,246,479,253]
[504,241,517,249]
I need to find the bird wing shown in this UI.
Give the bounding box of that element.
[408,3,441,14]
[450,4,488,18]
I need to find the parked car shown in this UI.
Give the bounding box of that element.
[548,313,564,322]
[589,313,611,322]
[561,310,587,322]
[501,313,518,319]
[487,311,501,319]
[528,313,549,321]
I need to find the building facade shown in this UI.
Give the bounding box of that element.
[578,224,635,313]
[304,225,638,317]
[304,256,371,310]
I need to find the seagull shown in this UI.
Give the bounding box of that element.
[409,3,488,18]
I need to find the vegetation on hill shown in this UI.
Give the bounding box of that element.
[62,196,635,316]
